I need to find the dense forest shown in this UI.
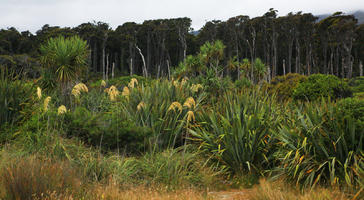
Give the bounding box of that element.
[1,9,364,80]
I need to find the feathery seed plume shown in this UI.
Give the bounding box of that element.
[101,80,106,87]
[186,111,195,122]
[181,77,188,86]
[168,102,183,113]
[128,78,138,89]
[183,97,196,109]
[43,96,51,111]
[37,87,42,100]
[122,86,130,97]
[57,105,67,115]
[107,85,120,101]
[190,84,203,93]
[137,101,146,111]
[72,83,88,97]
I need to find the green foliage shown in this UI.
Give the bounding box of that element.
[190,90,281,175]
[273,99,363,188]
[337,97,364,130]
[130,147,220,188]
[266,73,307,101]
[90,75,150,88]
[348,76,364,98]
[0,67,35,131]
[198,68,233,96]
[235,77,252,88]
[293,74,352,101]
[64,107,152,153]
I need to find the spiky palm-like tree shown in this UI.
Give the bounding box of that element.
[40,36,89,95]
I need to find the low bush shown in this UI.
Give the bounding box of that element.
[65,107,152,153]
[293,74,352,101]
[348,76,364,94]
[337,97,364,130]
[265,73,307,101]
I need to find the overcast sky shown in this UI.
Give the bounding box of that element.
[0,0,363,33]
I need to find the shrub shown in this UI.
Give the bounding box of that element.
[65,107,152,153]
[265,73,307,101]
[293,74,352,101]
[0,67,35,131]
[348,76,364,94]
[337,97,364,130]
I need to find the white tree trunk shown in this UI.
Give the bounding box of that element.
[112,62,115,79]
[167,59,171,80]
[106,54,109,80]
[360,61,363,77]
[130,58,133,76]
[135,45,148,77]
[283,59,286,76]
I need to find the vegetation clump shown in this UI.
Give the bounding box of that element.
[293,74,352,101]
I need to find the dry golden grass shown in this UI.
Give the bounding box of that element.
[0,156,81,200]
[89,183,212,200]
[248,179,351,200]
[32,183,212,200]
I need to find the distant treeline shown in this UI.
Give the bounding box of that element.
[0,9,363,79]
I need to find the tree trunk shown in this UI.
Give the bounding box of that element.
[360,61,363,77]
[106,54,109,80]
[112,62,115,79]
[330,51,334,75]
[166,59,171,80]
[102,33,108,80]
[135,45,148,77]
[288,40,293,73]
[130,58,133,76]
[283,59,286,75]
[93,44,98,72]
[295,38,300,74]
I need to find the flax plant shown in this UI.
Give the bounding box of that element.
[273,98,363,189]
[190,89,281,175]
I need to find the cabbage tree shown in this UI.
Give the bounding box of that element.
[40,36,89,94]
